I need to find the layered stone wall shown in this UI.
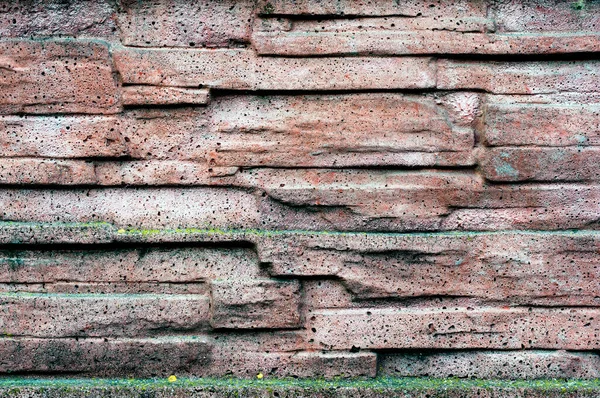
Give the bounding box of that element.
[0,0,599,379]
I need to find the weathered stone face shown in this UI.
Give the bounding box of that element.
[0,0,599,383]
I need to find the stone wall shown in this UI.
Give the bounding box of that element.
[0,0,599,379]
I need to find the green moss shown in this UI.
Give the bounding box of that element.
[0,377,599,392]
[572,0,586,10]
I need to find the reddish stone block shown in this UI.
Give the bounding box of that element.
[256,0,487,18]
[236,168,483,221]
[0,247,259,284]
[0,221,116,245]
[0,336,374,378]
[210,279,301,329]
[0,40,120,114]
[263,231,600,306]
[0,0,118,39]
[0,336,211,377]
[113,48,256,89]
[209,94,476,168]
[0,293,211,337]
[209,349,377,378]
[253,30,600,56]
[484,94,600,146]
[492,0,600,33]
[0,115,127,157]
[438,60,600,94]
[121,108,210,160]
[118,0,255,48]
[113,47,436,90]
[0,158,97,185]
[380,351,600,379]
[95,160,215,185]
[308,307,600,350]
[0,188,259,229]
[2,282,208,295]
[122,86,209,106]
[481,147,600,182]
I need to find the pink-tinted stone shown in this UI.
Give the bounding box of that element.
[209,94,475,168]
[0,40,120,114]
[0,246,258,284]
[0,188,259,229]
[0,293,210,337]
[492,0,600,32]
[0,336,211,377]
[481,147,600,182]
[121,108,210,160]
[484,94,600,146]
[0,0,118,39]
[0,158,97,185]
[380,351,600,379]
[95,160,215,185]
[2,282,208,295]
[118,0,255,48]
[0,115,127,157]
[303,280,354,310]
[113,47,256,89]
[308,307,600,350]
[210,279,301,329]
[256,0,487,17]
[253,31,600,56]
[438,60,600,94]
[0,335,374,378]
[209,350,377,379]
[263,231,600,306]
[235,168,484,220]
[0,221,116,245]
[113,47,436,90]
[442,184,600,231]
[122,86,210,106]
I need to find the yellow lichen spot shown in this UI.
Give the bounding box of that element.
[257,373,264,380]
[117,229,126,233]
[168,375,177,383]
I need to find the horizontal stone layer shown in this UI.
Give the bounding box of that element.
[253,31,600,56]
[209,93,477,168]
[308,307,600,350]
[0,40,120,114]
[484,95,600,147]
[0,188,259,229]
[0,246,258,284]
[210,279,301,329]
[0,282,208,295]
[256,0,487,17]
[0,293,210,337]
[1,92,478,167]
[438,60,600,94]
[3,227,600,306]
[118,0,255,48]
[0,179,599,231]
[379,350,600,379]
[261,231,600,305]
[0,0,118,40]
[0,336,375,378]
[481,147,600,182]
[491,0,600,33]
[122,86,210,106]
[113,47,436,90]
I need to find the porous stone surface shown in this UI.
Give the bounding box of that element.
[0,0,599,386]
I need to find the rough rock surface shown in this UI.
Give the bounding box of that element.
[0,0,599,384]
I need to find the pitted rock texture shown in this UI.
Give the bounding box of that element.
[0,0,599,382]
